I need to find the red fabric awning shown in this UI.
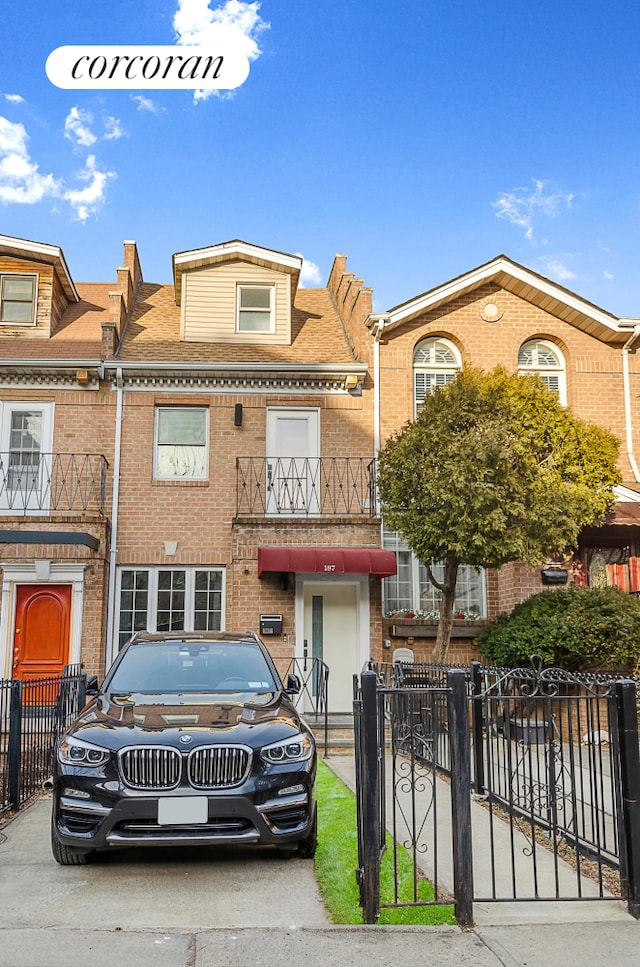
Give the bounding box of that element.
[258,546,397,578]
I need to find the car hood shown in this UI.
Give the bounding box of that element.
[65,691,308,752]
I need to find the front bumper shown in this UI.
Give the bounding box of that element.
[53,769,315,851]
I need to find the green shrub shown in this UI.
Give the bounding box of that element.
[476,585,640,671]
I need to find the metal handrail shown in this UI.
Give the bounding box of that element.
[284,656,330,756]
[0,452,109,514]
[236,457,377,517]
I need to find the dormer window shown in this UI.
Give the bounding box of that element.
[237,285,274,333]
[1,274,37,325]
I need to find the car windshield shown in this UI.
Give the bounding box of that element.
[106,641,279,695]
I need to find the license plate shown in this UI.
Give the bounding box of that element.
[157,797,208,826]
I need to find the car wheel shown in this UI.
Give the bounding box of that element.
[50,814,92,866]
[297,809,318,859]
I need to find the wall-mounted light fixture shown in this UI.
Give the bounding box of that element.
[234,403,243,427]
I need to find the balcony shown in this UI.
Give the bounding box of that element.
[236,457,377,517]
[0,453,109,516]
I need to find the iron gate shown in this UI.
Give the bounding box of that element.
[353,668,473,925]
[353,660,640,925]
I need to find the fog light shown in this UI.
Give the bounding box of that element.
[278,784,305,797]
[62,787,91,799]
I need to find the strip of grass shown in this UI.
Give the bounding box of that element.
[314,757,455,925]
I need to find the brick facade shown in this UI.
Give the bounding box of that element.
[1,238,638,690]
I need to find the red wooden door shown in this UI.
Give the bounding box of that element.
[13,585,71,680]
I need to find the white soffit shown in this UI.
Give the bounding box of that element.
[172,239,302,303]
[383,256,621,341]
[0,233,79,303]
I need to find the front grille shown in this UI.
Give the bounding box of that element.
[188,746,252,788]
[118,744,251,790]
[119,747,182,789]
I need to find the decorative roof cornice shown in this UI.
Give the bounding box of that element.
[103,361,366,394]
[0,360,102,390]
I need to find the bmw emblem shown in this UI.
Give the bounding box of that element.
[179,734,193,745]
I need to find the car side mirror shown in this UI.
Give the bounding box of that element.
[285,673,301,695]
[85,675,100,696]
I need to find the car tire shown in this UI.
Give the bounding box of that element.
[297,809,318,859]
[50,814,92,866]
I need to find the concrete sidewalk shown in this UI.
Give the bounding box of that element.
[1,791,639,967]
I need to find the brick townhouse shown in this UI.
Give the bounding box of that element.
[2,233,640,700]
[0,234,393,712]
[359,255,640,661]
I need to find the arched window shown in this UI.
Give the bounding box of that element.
[413,337,461,416]
[518,339,566,404]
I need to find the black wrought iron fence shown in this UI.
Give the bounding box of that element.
[353,656,640,924]
[236,457,377,516]
[0,666,87,814]
[0,453,108,514]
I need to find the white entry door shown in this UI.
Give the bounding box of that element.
[303,582,359,713]
[266,408,320,515]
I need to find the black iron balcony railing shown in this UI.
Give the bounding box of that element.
[0,453,109,515]
[236,457,377,517]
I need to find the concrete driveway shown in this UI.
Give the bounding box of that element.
[0,794,328,966]
[3,790,640,967]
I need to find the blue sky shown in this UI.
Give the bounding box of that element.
[1,0,639,315]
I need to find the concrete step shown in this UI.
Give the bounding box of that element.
[305,713,355,756]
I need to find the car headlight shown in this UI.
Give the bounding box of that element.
[260,732,314,764]
[58,736,110,767]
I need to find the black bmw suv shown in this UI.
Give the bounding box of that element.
[51,631,317,865]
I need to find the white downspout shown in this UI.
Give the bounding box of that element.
[621,327,640,483]
[105,367,124,663]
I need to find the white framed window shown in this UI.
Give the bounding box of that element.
[518,339,567,405]
[0,274,38,325]
[413,337,461,416]
[237,285,274,333]
[154,407,208,480]
[116,567,225,650]
[0,402,54,512]
[382,529,486,618]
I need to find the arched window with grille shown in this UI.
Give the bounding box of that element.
[413,337,461,416]
[518,339,567,404]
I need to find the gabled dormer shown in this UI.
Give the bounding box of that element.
[172,240,302,346]
[0,234,78,338]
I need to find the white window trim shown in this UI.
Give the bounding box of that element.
[236,284,275,334]
[413,337,462,419]
[153,406,209,481]
[382,531,487,618]
[518,338,567,406]
[112,566,226,660]
[0,273,39,326]
[0,401,55,514]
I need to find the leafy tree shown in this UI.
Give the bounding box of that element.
[377,367,621,661]
[476,586,640,671]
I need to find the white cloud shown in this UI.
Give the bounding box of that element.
[173,0,269,103]
[64,106,97,147]
[62,154,115,222]
[535,254,577,284]
[492,179,574,242]
[130,94,164,114]
[4,94,24,104]
[295,254,322,287]
[0,116,60,205]
[103,116,124,140]
[603,270,614,281]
